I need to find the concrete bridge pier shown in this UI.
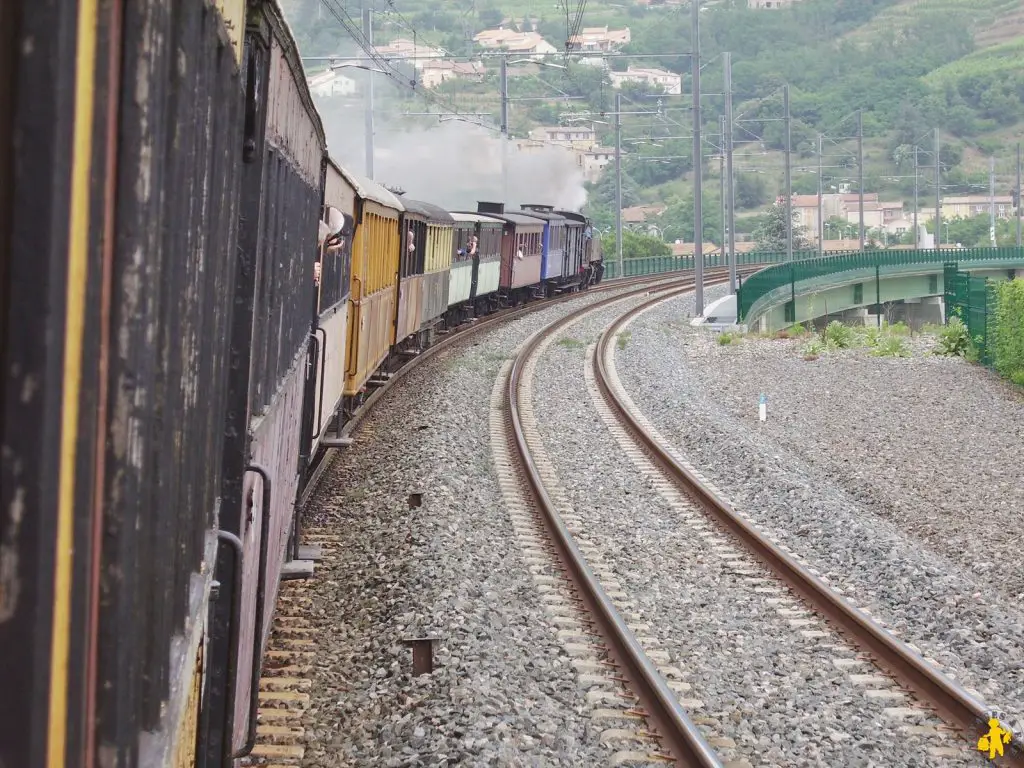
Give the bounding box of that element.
[899,296,944,329]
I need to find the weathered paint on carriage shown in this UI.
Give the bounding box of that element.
[234,353,307,744]
[214,0,246,63]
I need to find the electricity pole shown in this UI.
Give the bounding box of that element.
[362,6,375,179]
[500,55,509,202]
[724,52,736,292]
[783,84,792,261]
[817,133,824,257]
[934,128,941,248]
[719,115,726,258]
[1017,142,1022,247]
[692,0,704,314]
[989,155,996,246]
[615,92,623,278]
[857,110,865,252]
[913,144,919,249]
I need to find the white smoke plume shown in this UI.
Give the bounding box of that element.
[314,85,588,212]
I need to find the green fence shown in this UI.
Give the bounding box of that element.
[603,248,821,280]
[944,264,996,365]
[736,246,1024,323]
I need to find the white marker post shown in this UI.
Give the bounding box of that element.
[759,393,767,422]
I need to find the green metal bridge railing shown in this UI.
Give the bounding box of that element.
[603,249,822,280]
[735,246,1024,323]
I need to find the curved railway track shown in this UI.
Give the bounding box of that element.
[500,273,738,767]
[499,279,1023,766]
[593,288,1024,766]
[250,269,740,765]
[300,271,720,509]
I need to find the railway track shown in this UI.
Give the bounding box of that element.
[246,270,737,766]
[300,271,716,509]
[500,280,1024,766]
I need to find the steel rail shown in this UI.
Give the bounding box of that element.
[594,291,1024,767]
[505,272,745,767]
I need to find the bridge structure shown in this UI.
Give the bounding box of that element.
[736,247,1024,331]
[602,246,1024,331]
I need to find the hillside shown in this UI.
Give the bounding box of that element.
[285,0,1024,245]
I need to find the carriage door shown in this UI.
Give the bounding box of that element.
[469,225,481,299]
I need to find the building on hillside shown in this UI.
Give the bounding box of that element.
[785,193,904,241]
[373,37,446,67]
[748,0,807,8]
[621,204,666,224]
[941,195,1015,220]
[883,217,915,238]
[307,69,357,98]
[473,29,558,58]
[609,66,681,95]
[671,241,726,256]
[514,138,549,154]
[577,146,615,182]
[418,60,486,89]
[529,125,598,151]
[568,26,631,52]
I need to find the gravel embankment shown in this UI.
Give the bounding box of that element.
[617,284,1024,730]
[298,285,663,767]
[527,295,984,767]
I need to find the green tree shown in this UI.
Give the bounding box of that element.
[754,201,813,252]
[601,229,671,260]
[585,166,641,212]
[652,195,723,245]
[479,6,503,28]
[735,174,769,210]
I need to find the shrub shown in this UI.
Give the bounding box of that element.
[824,321,857,349]
[802,338,824,360]
[936,317,971,357]
[860,325,883,347]
[990,278,1024,384]
[717,331,735,345]
[871,335,910,358]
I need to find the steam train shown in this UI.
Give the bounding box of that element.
[1,1,603,766]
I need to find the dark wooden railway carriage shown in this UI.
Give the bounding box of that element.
[1,0,255,766]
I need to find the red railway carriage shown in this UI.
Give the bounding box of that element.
[474,202,545,300]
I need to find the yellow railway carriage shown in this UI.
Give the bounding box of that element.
[344,173,403,398]
[416,200,455,333]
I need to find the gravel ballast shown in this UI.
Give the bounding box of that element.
[616,285,1024,731]
[298,285,667,767]
[526,292,984,767]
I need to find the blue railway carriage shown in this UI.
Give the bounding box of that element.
[447,212,503,321]
[519,204,568,293]
[555,209,593,287]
